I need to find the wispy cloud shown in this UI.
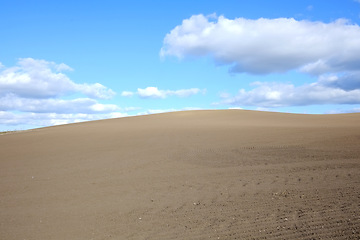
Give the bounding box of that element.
[122,87,205,99]
[325,107,360,114]
[0,111,128,127]
[121,91,134,97]
[0,95,120,113]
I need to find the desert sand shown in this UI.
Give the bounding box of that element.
[0,110,359,239]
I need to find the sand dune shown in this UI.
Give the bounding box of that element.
[1,110,359,239]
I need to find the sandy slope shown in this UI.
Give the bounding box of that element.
[0,110,359,239]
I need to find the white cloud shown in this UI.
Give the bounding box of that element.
[0,111,128,128]
[318,72,360,91]
[136,87,204,99]
[0,58,124,130]
[161,14,360,75]
[221,77,360,108]
[121,91,134,97]
[0,58,115,99]
[163,14,360,110]
[325,107,360,114]
[137,87,164,98]
[175,88,206,97]
[0,94,120,114]
[75,83,115,100]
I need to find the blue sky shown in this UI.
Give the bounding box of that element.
[1,0,360,130]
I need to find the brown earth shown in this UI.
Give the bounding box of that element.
[0,110,359,239]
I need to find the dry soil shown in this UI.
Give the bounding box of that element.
[0,110,359,239]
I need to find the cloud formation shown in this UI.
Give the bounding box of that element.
[221,72,360,107]
[0,58,115,99]
[161,14,360,75]
[0,58,124,129]
[0,94,120,114]
[122,87,205,99]
[163,14,360,110]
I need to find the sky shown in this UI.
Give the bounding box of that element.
[1,0,360,131]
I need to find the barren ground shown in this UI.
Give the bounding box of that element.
[1,110,359,239]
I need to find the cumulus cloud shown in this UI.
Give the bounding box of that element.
[0,58,115,99]
[137,87,165,98]
[318,72,360,91]
[122,87,205,99]
[163,14,360,110]
[221,74,360,108]
[161,14,360,75]
[0,58,124,129]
